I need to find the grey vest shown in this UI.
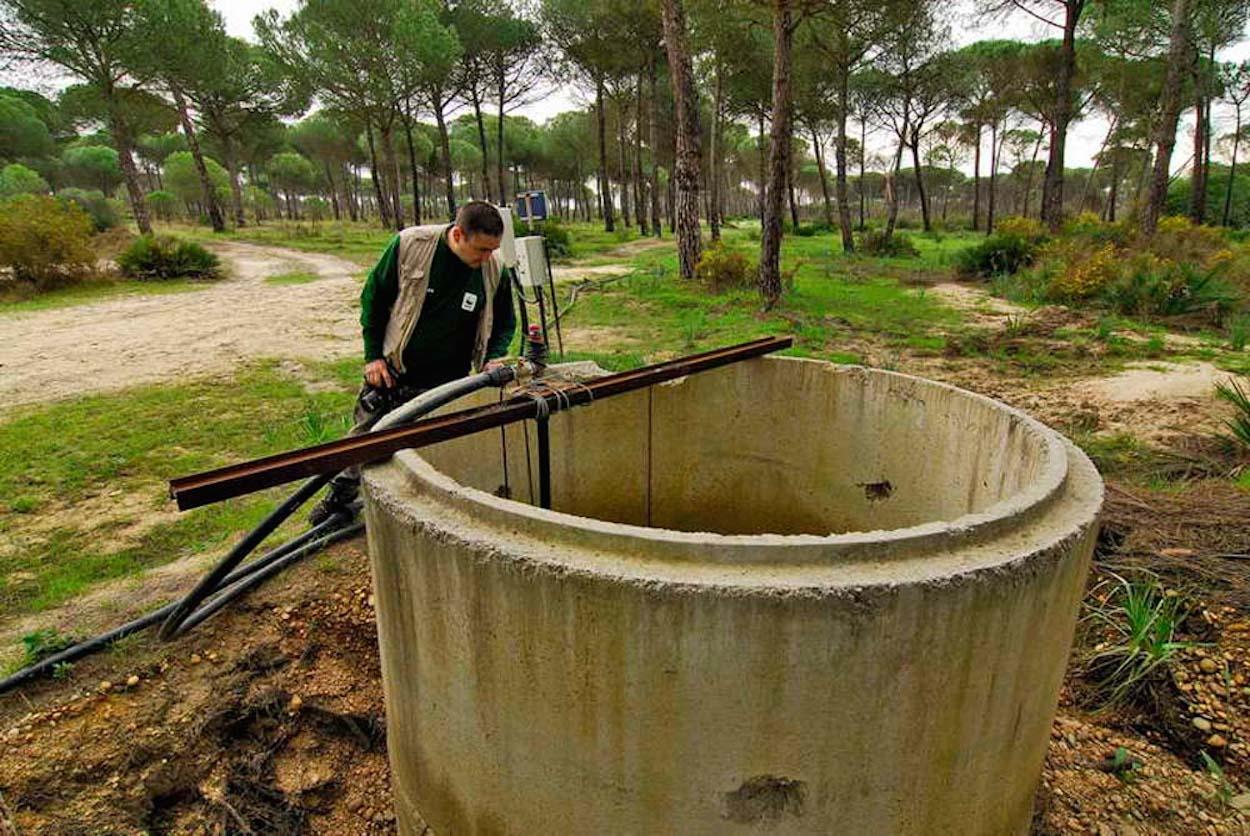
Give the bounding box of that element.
[381,224,504,375]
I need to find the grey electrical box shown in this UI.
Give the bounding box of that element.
[514,236,547,289]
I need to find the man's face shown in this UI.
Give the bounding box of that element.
[449,225,501,268]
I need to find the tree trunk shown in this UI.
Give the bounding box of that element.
[1040,0,1083,231]
[222,137,246,228]
[1224,109,1242,227]
[380,122,404,229]
[172,87,224,232]
[787,143,800,231]
[432,97,456,219]
[910,129,931,232]
[759,0,795,307]
[757,111,766,223]
[811,125,834,227]
[1022,129,1043,218]
[324,162,341,221]
[402,116,423,225]
[858,115,867,230]
[365,122,391,229]
[834,57,854,251]
[1143,0,1194,236]
[661,0,703,280]
[470,89,493,204]
[617,95,632,228]
[709,63,723,241]
[987,120,1003,234]
[1080,115,1118,212]
[1190,59,1208,223]
[972,125,982,231]
[884,126,907,239]
[634,72,646,235]
[1106,157,1120,222]
[649,54,662,238]
[595,77,615,232]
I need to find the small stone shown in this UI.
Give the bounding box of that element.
[1207,734,1227,748]
[288,695,303,712]
[1200,658,1219,674]
[367,595,375,608]
[1193,717,1213,732]
[126,675,140,687]
[190,654,202,664]
[97,680,112,692]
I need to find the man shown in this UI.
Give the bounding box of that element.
[308,200,517,524]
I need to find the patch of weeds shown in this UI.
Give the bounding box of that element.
[1215,378,1250,449]
[4,628,77,674]
[297,404,350,445]
[1100,746,1143,783]
[9,495,38,513]
[1200,751,1235,807]
[264,270,320,286]
[679,310,709,349]
[1228,314,1250,352]
[1080,571,1197,709]
[51,661,74,680]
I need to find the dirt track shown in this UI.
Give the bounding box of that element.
[0,242,363,414]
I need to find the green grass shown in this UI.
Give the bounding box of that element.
[265,270,321,286]
[0,276,209,314]
[1081,571,1197,709]
[0,358,358,618]
[561,227,967,365]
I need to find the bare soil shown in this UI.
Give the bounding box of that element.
[0,242,362,415]
[2,247,1248,834]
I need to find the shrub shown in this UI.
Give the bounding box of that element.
[117,234,220,280]
[1215,378,1250,449]
[956,232,1038,277]
[795,220,835,237]
[517,219,572,259]
[1101,255,1237,322]
[857,229,919,258]
[995,215,1047,241]
[1047,242,1120,300]
[0,194,96,287]
[0,163,49,197]
[303,195,331,221]
[1147,216,1229,267]
[695,242,756,292]
[57,187,121,231]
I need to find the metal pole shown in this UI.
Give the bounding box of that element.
[542,237,565,359]
[536,416,552,510]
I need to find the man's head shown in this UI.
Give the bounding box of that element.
[447,201,504,269]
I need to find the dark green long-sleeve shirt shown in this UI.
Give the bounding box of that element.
[360,231,516,389]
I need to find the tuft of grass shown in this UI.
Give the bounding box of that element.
[2,628,77,675]
[1080,571,1196,709]
[265,270,321,286]
[1215,378,1250,449]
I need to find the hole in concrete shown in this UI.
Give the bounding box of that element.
[859,479,894,502]
[722,775,806,824]
[418,360,1058,537]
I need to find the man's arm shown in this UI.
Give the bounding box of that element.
[360,235,401,386]
[484,267,518,361]
[360,235,402,363]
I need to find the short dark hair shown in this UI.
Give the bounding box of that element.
[455,200,504,238]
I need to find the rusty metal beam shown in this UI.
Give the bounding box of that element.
[169,336,792,511]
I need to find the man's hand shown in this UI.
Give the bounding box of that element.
[364,359,395,388]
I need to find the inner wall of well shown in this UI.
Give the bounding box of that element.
[417,358,1050,536]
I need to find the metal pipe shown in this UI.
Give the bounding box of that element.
[169,337,793,510]
[536,415,552,510]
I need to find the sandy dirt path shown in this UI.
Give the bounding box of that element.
[0,242,364,414]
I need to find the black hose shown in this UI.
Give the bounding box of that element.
[0,512,352,695]
[1,367,520,695]
[156,473,333,640]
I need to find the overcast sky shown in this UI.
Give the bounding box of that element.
[9,0,1249,173]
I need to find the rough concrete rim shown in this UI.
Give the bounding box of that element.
[370,359,1105,587]
[387,359,1074,561]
